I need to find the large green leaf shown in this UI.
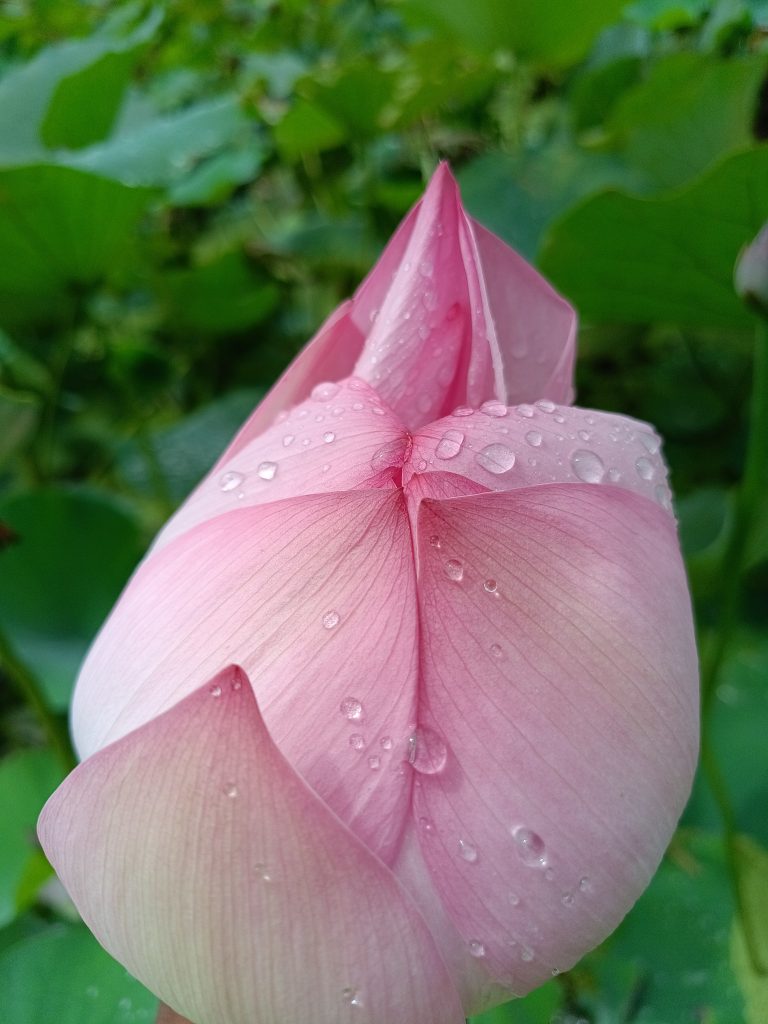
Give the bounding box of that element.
[604,52,767,190]
[0,924,158,1024]
[0,11,160,163]
[539,147,768,326]
[0,488,144,709]
[0,164,154,327]
[0,750,62,928]
[397,0,627,66]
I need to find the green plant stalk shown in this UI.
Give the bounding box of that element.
[699,314,768,975]
[0,629,76,774]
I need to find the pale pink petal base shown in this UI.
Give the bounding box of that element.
[40,667,465,1024]
[408,485,698,992]
[156,1005,191,1024]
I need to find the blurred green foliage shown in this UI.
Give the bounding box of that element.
[1,1,767,1022]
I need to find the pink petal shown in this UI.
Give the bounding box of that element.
[72,490,417,864]
[156,1006,190,1024]
[40,668,464,1024]
[154,377,405,549]
[407,401,674,516]
[408,485,698,993]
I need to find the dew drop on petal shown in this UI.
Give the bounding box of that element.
[483,579,498,593]
[639,432,661,454]
[579,876,592,893]
[635,456,655,480]
[257,461,278,481]
[322,431,336,444]
[458,839,478,863]
[561,892,575,906]
[224,783,238,798]
[525,430,543,448]
[511,826,548,868]
[311,382,340,401]
[490,642,504,658]
[349,734,365,750]
[571,449,605,483]
[408,726,448,774]
[323,611,340,629]
[444,558,464,581]
[520,945,535,962]
[476,443,516,475]
[517,404,535,418]
[453,406,474,417]
[419,816,435,833]
[282,434,295,447]
[468,940,486,958]
[219,470,244,492]
[380,736,393,750]
[368,755,381,771]
[429,534,441,549]
[255,862,271,882]
[209,684,222,698]
[480,400,507,418]
[535,399,556,413]
[435,429,465,460]
[508,892,520,906]
[340,697,363,721]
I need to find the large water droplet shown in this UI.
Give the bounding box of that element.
[476,443,516,475]
[322,431,336,444]
[408,726,448,774]
[511,826,548,868]
[435,429,465,460]
[517,404,535,418]
[311,382,340,401]
[257,461,278,481]
[480,400,507,418]
[340,697,363,721]
[483,579,498,593]
[219,470,244,492]
[635,456,655,480]
[571,449,605,484]
[525,431,543,448]
[458,839,478,863]
[639,432,660,454]
[468,940,486,958]
[535,399,556,413]
[444,559,464,581]
[323,611,340,629]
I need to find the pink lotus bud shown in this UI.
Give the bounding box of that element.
[38,164,698,1024]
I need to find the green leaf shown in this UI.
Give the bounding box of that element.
[158,252,279,334]
[579,831,745,1022]
[0,164,154,328]
[273,98,347,161]
[0,10,160,164]
[467,981,561,1023]
[116,388,262,505]
[733,916,768,1024]
[66,96,254,189]
[168,141,264,207]
[0,749,62,928]
[539,147,768,327]
[0,388,38,467]
[605,52,767,190]
[0,924,158,1024]
[0,488,144,709]
[397,0,627,66]
[625,0,710,29]
[733,835,768,974]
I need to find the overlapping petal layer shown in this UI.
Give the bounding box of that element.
[73,489,418,863]
[41,668,465,1024]
[405,485,698,993]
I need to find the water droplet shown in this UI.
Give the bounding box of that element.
[535,399,556,413]
[635,456,655,480]
[209,684,222,698]
[480,400,507,418]
[282,434,295,447]
[419,258,434,277]
[419,816,435,833]
[219,470,244,492]
[571,449,605,484]
[544,867,554,881]
[340,697,363,721]
[342,987,363,1008]
[517,404,535,418]
[511,826,548,868]
[508,892,520,906]
[525,430,543,447]
[224,783,238,798]
[520,945,535,962]
[476,443,516,475]
[323,611,340,629]
[349,734,365,750]
[608,468,621,482]
[380,736,393,750]
[444,558,464,581]
[578,429,591,442]
[551,967,561,977]
[490,643,503,658]
[561,892,574,906]
[639,432,660,454]
[453,406,474,417]
[352,401,364,411]
[655,484,673,511]
[578,876,592,893]
[371,406,385,416]
[255,861,271,882]
[322,431,336,444]
[435,429,465,460]
[429,535,441,549]
[257,461,277,481]
[483,579,498,593]
[468,940,486,958]
[368,755,381,770]
[408,726,448,774]
[312,382,340,401]
[458,839,478,863]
